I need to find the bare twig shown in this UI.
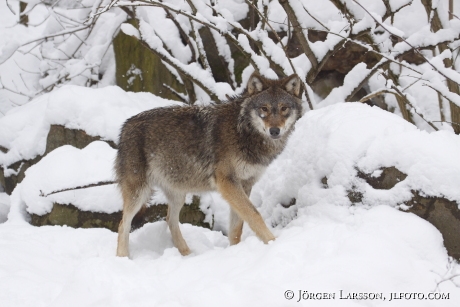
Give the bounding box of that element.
[391,85,439,131]
[301,4,329,30]
[346,60,389,102]
[359,88,397,103]
[382,0,413,23]
[135,29,220,101]
[5,0,16,15]
[0,76,33,98]
[40,180,117,197]
[352,0,460,87]
[278,0,318,72]
[244,0,296,75]
[162,84,188,103]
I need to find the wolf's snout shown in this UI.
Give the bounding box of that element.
[269,127,280,137]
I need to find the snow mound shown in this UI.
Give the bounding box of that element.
[8,141,215,225]
[1,99,460,306]
[16,141,119,217]
[252,103,460,227]
[0,85,182,167]
[0,204,459,306]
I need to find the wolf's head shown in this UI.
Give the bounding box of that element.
[240,73,303,140]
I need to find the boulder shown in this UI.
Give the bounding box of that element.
[0,125,116,195]
[354,166,460,260]
[30,196,211,232]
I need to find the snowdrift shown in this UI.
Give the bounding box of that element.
[252,103,460,226]
[1,87,460,306]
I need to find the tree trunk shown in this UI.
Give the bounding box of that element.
[112,19,186,102]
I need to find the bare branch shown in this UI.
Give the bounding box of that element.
[359,88,397,103]
[5,0,16,15]
[279,0,318,72]
[244,0,296,75]
[134,29,220,101]
[352,0,460,87]
[40,181,116,197]
[346,60,389,102]
[0,76,33,98]
[391,85,439,131]
[382,0,413,23]
[113,0,263,72]
[20,25,91,47]
[162,84,188,103]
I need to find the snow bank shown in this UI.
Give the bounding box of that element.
[2,99,460,306]
[18,141,119,216]
[8,141,213,224]
[8,101,460,230]
[0,85,182,167]
[252,103,460,227]
[0,204,458,306]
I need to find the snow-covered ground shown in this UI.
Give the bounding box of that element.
[1,1,460,306]
[1,90,460,306]
[0,205,458,307]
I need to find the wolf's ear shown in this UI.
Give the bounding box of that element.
[247,73,267,95]
[283,74,302,97]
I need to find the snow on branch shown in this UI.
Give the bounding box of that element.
[2,0,460,133]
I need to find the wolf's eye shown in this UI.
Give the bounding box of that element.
[281,106,288,112]
[261,107,268,112]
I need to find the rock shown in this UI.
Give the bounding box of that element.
[403,192,460,260]
[30,196,211,232]
[45,125,116,154]
[1,156,41,195]
[353,166,460,260]
[357,166,407,190]
[1,125,116,195]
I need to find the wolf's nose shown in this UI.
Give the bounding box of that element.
[269,127,280,136]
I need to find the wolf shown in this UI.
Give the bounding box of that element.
[115,73,303,257]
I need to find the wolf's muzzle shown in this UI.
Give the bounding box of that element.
[269,127,280,137]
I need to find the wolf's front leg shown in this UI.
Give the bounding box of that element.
[216,174,275,244]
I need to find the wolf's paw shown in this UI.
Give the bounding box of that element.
[179,246,191,256]
[116,247,130,258]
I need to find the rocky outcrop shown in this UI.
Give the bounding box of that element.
[354,167,460,260]
[30,196,211,232]
[404,193,460,260]
[0,125,116,195]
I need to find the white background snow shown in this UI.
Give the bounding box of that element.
[1,0,460,306]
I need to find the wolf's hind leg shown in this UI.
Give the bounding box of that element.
[229,209,244,245]
[164,189,191,256]
[117,184,151,257]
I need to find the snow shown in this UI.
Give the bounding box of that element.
[2,101,460,306]
[0,201,459,306]
[252,103,460,228]
[120,23,140,40]
[1,1,460,306]
[18,142,117,216]
[317,63,371,107]
[0,85,182,168]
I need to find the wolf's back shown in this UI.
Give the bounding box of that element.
[115,103,239,191]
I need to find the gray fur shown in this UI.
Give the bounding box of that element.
[116,73,303,257]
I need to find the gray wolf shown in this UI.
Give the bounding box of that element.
[115,73,303,257]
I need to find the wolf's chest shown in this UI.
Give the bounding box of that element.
[234,160,266,181]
